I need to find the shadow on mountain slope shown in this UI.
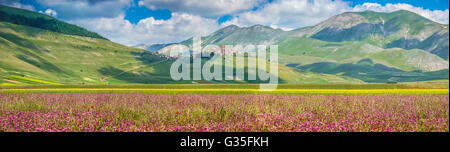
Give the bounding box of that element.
[97,66,173,84]
[292,59,449,83]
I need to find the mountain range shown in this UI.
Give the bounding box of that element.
[0,5,448,85]
[140,10,449,83]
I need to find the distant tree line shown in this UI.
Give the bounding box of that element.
[0,11,107,40]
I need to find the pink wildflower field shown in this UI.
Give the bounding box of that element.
[0,93,448,132]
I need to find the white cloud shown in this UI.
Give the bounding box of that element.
[40,8,57,17]
[221,0,351,29]
[70,13,220,46]
[0,1,35,11]
[138,0,265,18]
[353,3,449,24]
[36,0,133,20]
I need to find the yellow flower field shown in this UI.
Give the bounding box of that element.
[0,88,448,95]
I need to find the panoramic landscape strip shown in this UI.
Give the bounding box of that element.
[0,0,448,135]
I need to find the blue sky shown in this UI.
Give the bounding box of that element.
[124,4,171,24]
[1,0,448,45]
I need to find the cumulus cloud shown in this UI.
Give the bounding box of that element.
[70,13,220,46]
[39,8,57,17]
[221,0,351,29]
[138,0,265,18]
[36,0,133,20]
[0,0,35,11]
[353,3,449,24]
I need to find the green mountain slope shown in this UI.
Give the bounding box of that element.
[177,24,287,48]
[278,37,449,72]
[309,10,449,59]
[291,59,448,83]
[0,6,175,85]
[0,5,106,39]
[283,10,449,73]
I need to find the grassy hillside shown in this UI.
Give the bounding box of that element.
[310,10,449,60]
[0,21,174,85]
[0,5,105,39]
[293,61,448,83]
[278,37,449,72]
